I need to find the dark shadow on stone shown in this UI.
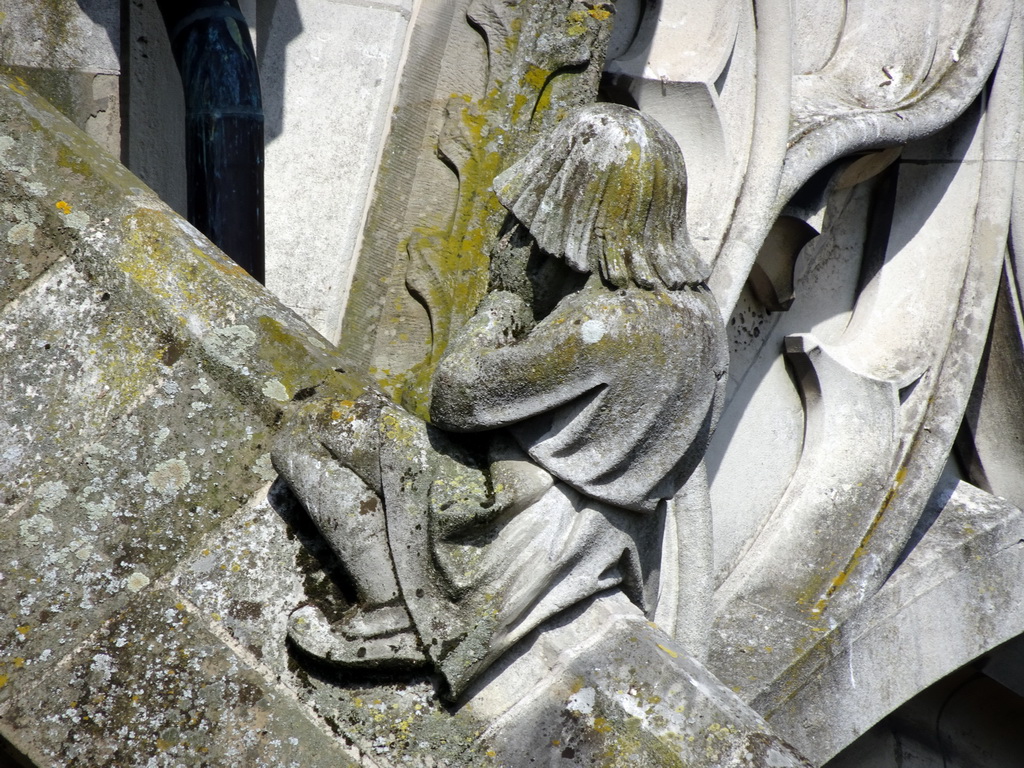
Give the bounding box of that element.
[0,732,36,768]
[268,476,355,612]
[75,0,122,56]
[285,635,446,701]
[256,0,301,143]
[886,461,959,579]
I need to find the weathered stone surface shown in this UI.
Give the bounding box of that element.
[1,590,357,767]
[0,162,69,303]
[7,0,1024,764]
[756,479,1024,765]
[343,0,615,404]
[1,260,164,506]
[171,481,321,680]
[0,71,811,767]
[0,72,365,765]
[0,73,363,415]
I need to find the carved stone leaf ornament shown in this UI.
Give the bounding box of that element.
[702,0,1024,728]
[386,0,614,417]
[602,0,1012,326]
[710,0,1012,317]
[598,4,1020,686]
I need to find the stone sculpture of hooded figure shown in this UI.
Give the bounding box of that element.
[275,103,728,700]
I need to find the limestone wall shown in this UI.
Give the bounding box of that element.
[1,0,410,341]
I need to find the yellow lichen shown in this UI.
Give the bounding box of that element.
[807,464,911,617]
[522,65,550,91]
[364,0,615,418]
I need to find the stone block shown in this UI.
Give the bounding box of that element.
[0,1,121,157]
[0,590,358,767]
[0,333,271,708]
[0,260,168,509]
[262,0,412,340]
[470,594,811,767]
[171,482,320,678]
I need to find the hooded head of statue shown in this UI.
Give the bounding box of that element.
[493,103,709,291]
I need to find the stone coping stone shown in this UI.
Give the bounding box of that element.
[1,589,357,767]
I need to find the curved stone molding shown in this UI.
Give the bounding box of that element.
[710,8,1024,709]
[713,333,900,637]
[759,481,1024,765]
[709,0,1012,319]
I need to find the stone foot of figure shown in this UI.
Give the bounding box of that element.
[287,603,428,670]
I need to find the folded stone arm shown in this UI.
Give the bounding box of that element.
[429,288,607,431]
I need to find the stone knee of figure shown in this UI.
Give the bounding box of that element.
[272,391,426,668]
[429,432,554,540]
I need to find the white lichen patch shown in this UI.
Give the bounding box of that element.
[83,442,113,474]
[581,319,606,344]
[153,425,171,447]
[614,687,651,721]
[19,513,55,545]
[61,210,90,231]
[566,686,596,715]
[146,458,192,495]
[207,325,258,367]
[34,480,68,513]
[88,652,114,687]
[83,495,114,521]
[251,453,277,483]
[262,379,289,402]
[125,571,151,592]
[7,220,36,244]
